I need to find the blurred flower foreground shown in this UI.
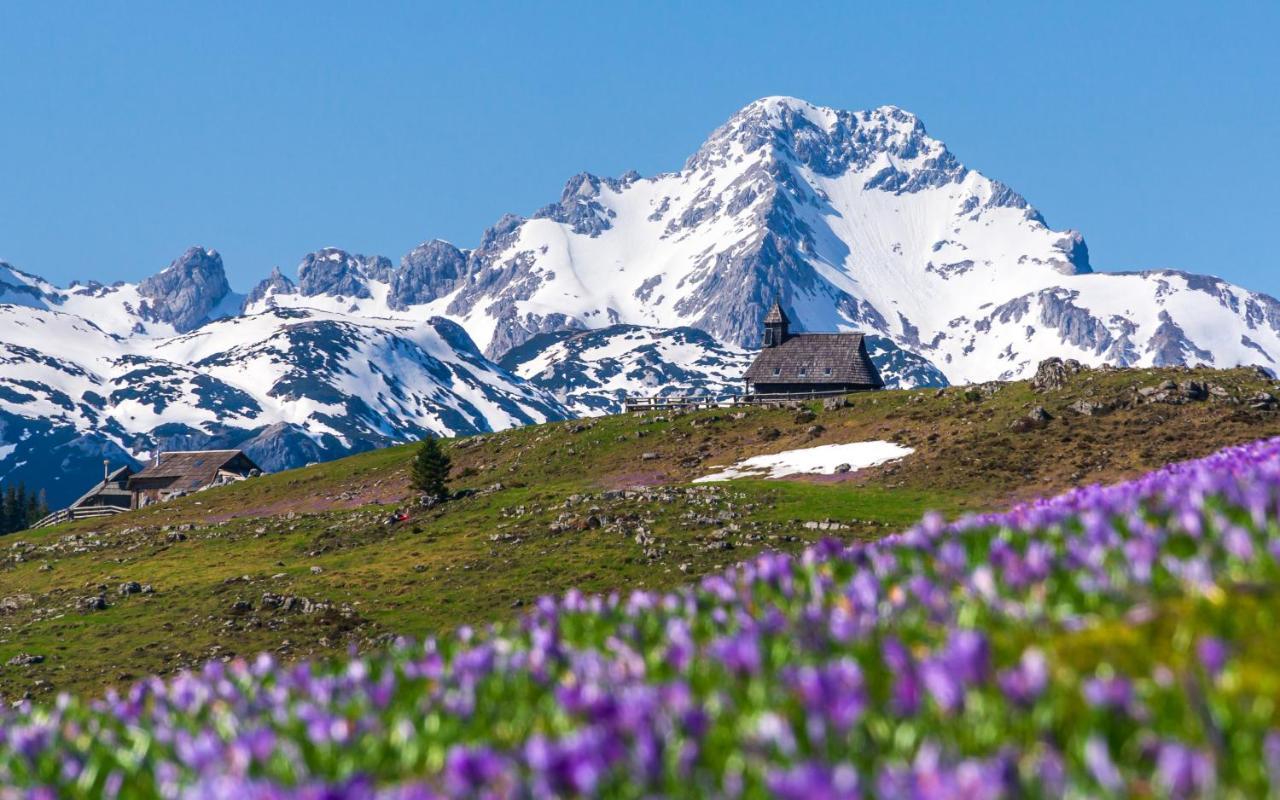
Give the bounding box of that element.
[7,438,1280,798]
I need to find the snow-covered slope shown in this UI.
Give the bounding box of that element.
[498,325,948,415]
[6,95,1280,502]
[0,259,566,506]
[497,325,754,415]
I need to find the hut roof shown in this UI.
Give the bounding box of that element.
[129,450,259,492]
[744,333,883,387]
[69,466,135,509]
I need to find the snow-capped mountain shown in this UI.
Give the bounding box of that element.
[6,95,1280,503]
[0,251,565,506]
[245,96,1280,385]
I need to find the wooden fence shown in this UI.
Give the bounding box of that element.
[30,505,125,530]
[622,389,857,412]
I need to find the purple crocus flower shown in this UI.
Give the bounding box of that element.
[767,761,860,800]
[1197,637,1229,679]
[1155,741,1214,799]
[996,648,1048,706]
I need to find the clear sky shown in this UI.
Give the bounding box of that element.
[1,1,1276,295]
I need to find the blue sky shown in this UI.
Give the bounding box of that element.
[1,1,1276,294]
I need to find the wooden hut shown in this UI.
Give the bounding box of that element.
[743,301,884,396]
[127,450,262,508]
[67,464,135,512]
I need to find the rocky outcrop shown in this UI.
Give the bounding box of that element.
[138,247,231,333]
[244,267,296,309]
[1147,311,1214,366]
[297,248,393,299]
[388,240,467,310]
[1031,357,1085,392]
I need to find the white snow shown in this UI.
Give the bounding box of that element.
[693,441,915,483]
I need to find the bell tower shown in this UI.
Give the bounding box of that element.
[763,300,789,348]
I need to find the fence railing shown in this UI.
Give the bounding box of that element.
[30,505,125,530]
[621,389,858,412]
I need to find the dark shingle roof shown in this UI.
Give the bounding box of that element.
[69,466,135,509]
[129,450,259,492]
[764,301,789,325]
[743,333,883,387]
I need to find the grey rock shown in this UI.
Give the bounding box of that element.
[297,248,392,299]
[78,595,108,612]
[244,266,296,309]
[388,240,468,310]
[1031,357,1083,392]
[1069,400,1108,416]
[138,247,231,333]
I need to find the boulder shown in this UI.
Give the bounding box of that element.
[1031,357,1083,392]
[822,396,849,411]
[1249,392,1277,410]
[1069,400,1108,417]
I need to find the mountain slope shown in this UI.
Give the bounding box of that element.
[0,292,566,506]
[2,363,1278,700]
[499,324,949,416]
[246,97,1280,385]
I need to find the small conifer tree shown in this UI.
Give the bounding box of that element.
[411,436,452,499]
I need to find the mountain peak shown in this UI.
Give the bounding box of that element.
[137,246,231,332]
[687,96,944,177]
[296,248,393,299]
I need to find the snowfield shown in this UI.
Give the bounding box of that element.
[693,441,915,483]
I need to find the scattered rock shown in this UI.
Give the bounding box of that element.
[1249,392,1277,411]
[78,595,108,612]
[793,410,817,424]
[1031,357,1084,392]
[833,463,852,474]
[822,396,848,411]
[5,653,44,667]
[117,581,143,596]
[805,424,825,437]
[641,452,660,461]
[310,566,324,575]
[1010,406,1053,432]
[0,594,33,614]
[1069,400,1109,417]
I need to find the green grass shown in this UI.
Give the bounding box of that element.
[1,364,1278,699]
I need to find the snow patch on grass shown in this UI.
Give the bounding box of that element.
[693,441,914,483]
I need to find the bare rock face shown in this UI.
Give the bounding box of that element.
[388,240,468,310]
[297,248,392,299]
[1031,357,1084,392]
[244,267,296,309]
[138,247,231,333]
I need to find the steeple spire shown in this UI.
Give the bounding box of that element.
[763,300,789,347]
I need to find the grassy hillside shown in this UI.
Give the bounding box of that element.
[1,364,1278,700]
